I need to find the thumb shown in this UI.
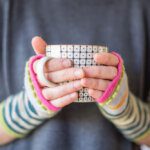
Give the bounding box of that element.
[31,36,47,55]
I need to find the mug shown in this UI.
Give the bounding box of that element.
[46,45,109,103]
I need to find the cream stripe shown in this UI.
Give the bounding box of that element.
[122,102,145,135]
[0,102,23,138]
[97,99,131,120]
[108,90,128,110]
[113,95,138,125]
[103,97,128,115]
[24,97,42,123]
[4,97,27,134]
[113,95,137,126]
[125,101,150,138]
[12,96,34,130]
[18,92,42,125]
[125,113,149,139]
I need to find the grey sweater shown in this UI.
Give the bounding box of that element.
[0,0,150,150]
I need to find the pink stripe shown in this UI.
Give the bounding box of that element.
[97,52,123,103]
[28,55,61,111]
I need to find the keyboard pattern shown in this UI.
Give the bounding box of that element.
[46,45,108,102]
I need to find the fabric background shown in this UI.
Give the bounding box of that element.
[0,0,150,149]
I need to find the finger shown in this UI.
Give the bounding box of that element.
[33,58,73,74]
[81,78,110,91]
[45,67,85,83]
[51,92,78,107]
[44,58,73,73]
[31,36,47,54]
[42,80,82,100]
[82,66,117,80]
[93,52,119,66]
[88,89,103,99]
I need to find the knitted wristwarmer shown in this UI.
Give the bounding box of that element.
[0,55,60,138]
[97,52,150,142]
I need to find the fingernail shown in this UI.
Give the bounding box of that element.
[94,53,99,59]
[74,69,84,78]
[51,100,59,107]
[73,81,82,89]
[63,59,72,67]
[70,93,77,98]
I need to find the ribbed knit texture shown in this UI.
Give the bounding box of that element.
[0,60,57,138]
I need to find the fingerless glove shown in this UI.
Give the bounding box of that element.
[97,52,150,143]
[0,55,60,139]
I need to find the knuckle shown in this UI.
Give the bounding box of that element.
[72,81,81,91]
[97,67,102,76]
[62,68,74,80]
[61,83,72,94]
[72,82,78,91]
[97,80,103,89]
[82,78,88,86]
[68,93,77,101]
[61,84,69,94]
[92,80,97,88]
[62,58,72,68]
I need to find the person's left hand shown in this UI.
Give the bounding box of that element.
[81,52,119,100]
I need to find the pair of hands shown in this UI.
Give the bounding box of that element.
[32,36,119,108]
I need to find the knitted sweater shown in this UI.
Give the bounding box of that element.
[0,0,150,150]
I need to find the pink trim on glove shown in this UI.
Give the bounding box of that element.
[28,55,61,111]
[97,52,123,103]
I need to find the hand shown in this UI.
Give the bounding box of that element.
[31,36,85,108]
[81,52,119,100]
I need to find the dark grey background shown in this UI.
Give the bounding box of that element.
[0,0,150,150]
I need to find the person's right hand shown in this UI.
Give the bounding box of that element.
[31,36,85,108]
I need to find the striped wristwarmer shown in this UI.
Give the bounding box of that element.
[96,52,150,143]
[0,55,60,138]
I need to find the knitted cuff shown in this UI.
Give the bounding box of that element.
[0,55,61,139]
[0,91,57,138]
[97,52,129,115]
[25,54,61,112]
[96,52,150,142]
[98,93,150,143]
